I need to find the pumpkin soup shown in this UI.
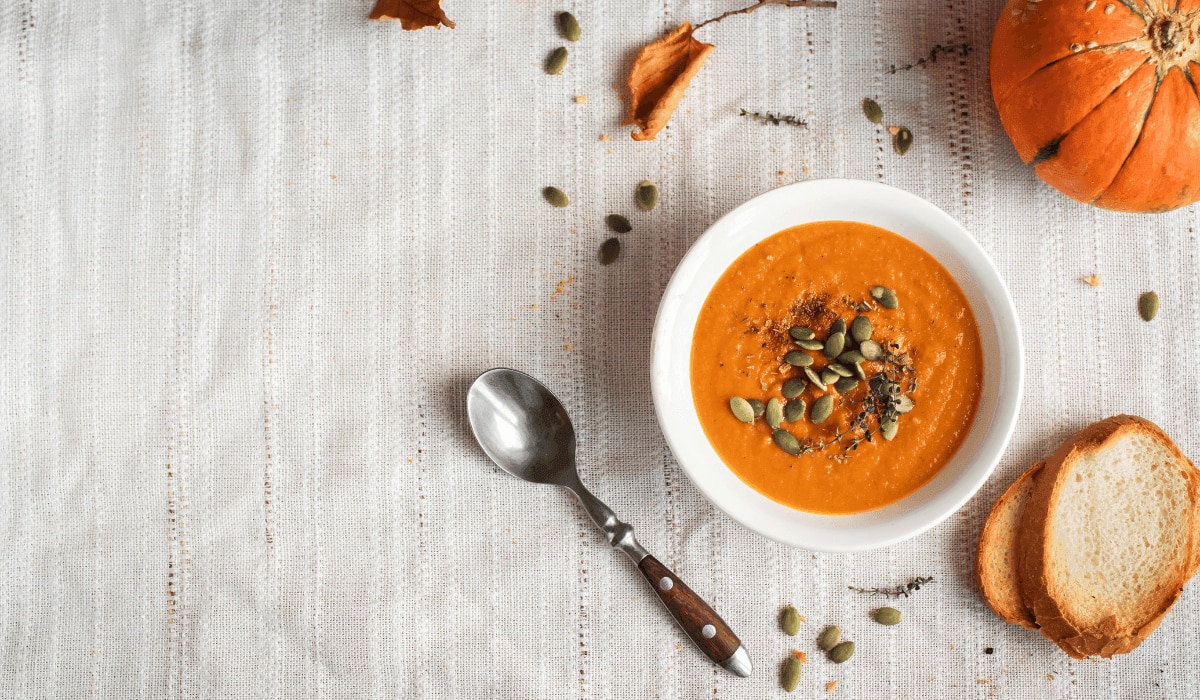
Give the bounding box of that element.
[690,220,983,514]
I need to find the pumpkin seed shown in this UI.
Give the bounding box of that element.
[605,214,632,233]
[872,607,902,626]
[780,604,802,636]
[881,418,898,441]
[854,362,867,380]
[543,186,569,207]
[556,11,581,42]
[870,286,899,309]
[729,397,755,423]
[850,315,872,343]
[830,318,847,335]
[636,180,658,211]
[828,640,855,664]
[838,350,866,365]
[824,332,846,358]
[545,46,569,75]
[781,655,802,692]
[773,429,802,455]
[766,398,784,429]
[829,363,853,378]
[859,339,884,361]
[894,394,914,413]
[784,399,806,422]
[783,351,814,367]
[782,378,806,399]
[598,237,621,265]
[817,626,841,651]
[797,339,825,351]
[834,377,859,394]
[811,395,834,424]
[804,367,824,387]
[820,368,840,386]
[1139,291,1159,321]
[892,127,913,156]
[862,97,884,124]
[748,399,766,418]
[789,326,815,341]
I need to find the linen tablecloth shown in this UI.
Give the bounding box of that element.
[2,0,1198,697]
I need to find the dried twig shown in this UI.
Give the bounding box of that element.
[695,0,837,30]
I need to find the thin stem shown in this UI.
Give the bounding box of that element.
[694,0,837,30]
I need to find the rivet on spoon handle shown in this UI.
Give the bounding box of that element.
[637,555,752,677]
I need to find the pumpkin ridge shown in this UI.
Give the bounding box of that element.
[997,44,1148,106]
[1093,75,1163,201]
[1031,57,1151,161]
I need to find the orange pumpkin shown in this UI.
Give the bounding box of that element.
[991,0,1200,212]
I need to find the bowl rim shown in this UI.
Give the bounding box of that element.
[649,178,1024,552]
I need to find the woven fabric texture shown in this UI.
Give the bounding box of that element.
[1,0,1198,697]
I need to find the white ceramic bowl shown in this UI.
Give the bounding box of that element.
[650,179,1023,552]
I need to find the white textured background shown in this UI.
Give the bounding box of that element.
[1,0,1198,697]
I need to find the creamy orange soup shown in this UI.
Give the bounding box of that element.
[690,221,983,514]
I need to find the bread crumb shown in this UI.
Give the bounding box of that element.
[1083,274,1102,287]
[826,680,837,692]
[792,650,807,662]
[564,344,572,352]
[599,134,609,142]
[1047,674,1055,680]
[575,95,588,104]
[551,276,576,300]
[978,679,992,684]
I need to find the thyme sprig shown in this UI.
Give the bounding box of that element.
[739,109,808,128]
[886,43,972,74]
[849,576,934,598]
[695,0,837,30]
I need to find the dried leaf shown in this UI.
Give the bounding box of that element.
[623,23,715,141]
[369,0,455,30]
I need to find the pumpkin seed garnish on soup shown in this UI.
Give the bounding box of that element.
[729,396,755,423]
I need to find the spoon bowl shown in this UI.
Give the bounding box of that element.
[467,368,577,486]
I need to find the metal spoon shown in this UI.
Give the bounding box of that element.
[466,368,752,677]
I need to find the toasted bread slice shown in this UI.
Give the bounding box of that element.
[976,460,1044,628]
[1017,415,1198,659]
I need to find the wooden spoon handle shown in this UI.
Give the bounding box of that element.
[637,555,752,677]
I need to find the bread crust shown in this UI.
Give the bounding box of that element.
[975,460,1043,628]
[1016,415,1198,659]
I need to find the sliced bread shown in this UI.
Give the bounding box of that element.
[975,460,1043,629]
[1017,415,1198,659]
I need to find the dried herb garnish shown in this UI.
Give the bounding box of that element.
[848,576,933,598]
[694,0,837,30]
[739,109,807,128]
[886,43,971,74]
